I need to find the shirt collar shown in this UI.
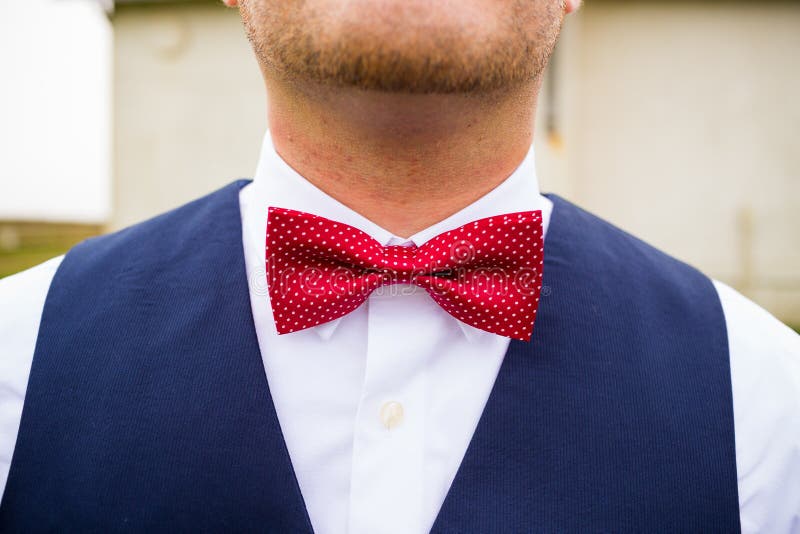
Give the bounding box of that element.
[247,129,551,342]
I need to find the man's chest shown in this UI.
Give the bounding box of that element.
[254,285,509,533]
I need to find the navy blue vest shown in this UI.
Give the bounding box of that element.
[0,181,740,532]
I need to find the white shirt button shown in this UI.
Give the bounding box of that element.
[379,401,404,430]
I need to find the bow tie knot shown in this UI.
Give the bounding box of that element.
[379,245,419,283]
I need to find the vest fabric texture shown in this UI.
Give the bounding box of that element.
[0,181,740,532]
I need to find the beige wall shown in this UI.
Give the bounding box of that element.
[112,1,800,324]
[113,2,265,230]
[536,1,800,323]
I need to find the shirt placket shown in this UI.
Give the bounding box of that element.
[346,285,429,534]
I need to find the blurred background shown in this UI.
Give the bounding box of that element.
[1,0,798,328]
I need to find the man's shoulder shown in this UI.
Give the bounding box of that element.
[0,256,64,355]
[547,194,709,288]
[557,193,800,527]
[713,279,800,419]
[711,281,800,531]
[551,194,800,375]
[714,280,800,357]
[546,195,723,328]
[0,256,64,477]
[72,179,251,263]
[713,280,800,404]
[0,255,63,321]
[29,180,252,293]
[0,180,251,337]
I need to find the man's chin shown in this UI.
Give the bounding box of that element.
[265,37,542,94]
[243,0,562,95]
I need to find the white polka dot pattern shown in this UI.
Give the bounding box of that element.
[265,207,545,341]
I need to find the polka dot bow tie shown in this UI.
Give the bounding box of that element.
[266,207,545,341]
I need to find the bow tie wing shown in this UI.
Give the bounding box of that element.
[266,207,386,334]
[412,211,544,341]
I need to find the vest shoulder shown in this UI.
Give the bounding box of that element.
[546,194,710,289]
[61,180,251,275]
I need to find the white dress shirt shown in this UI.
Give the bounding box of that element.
[1,131,799,533]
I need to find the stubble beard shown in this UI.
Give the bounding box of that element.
[240,0,564,95]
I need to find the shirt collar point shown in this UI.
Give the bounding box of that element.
[457,320,491,343]
[312,317,343,341]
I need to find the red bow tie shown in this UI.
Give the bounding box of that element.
[265,207,545,341]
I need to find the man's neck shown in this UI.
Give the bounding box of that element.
[264,72,540,238]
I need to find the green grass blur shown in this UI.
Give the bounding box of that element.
[0,223,102,279]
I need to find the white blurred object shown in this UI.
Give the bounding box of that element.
[0,0,112,223]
